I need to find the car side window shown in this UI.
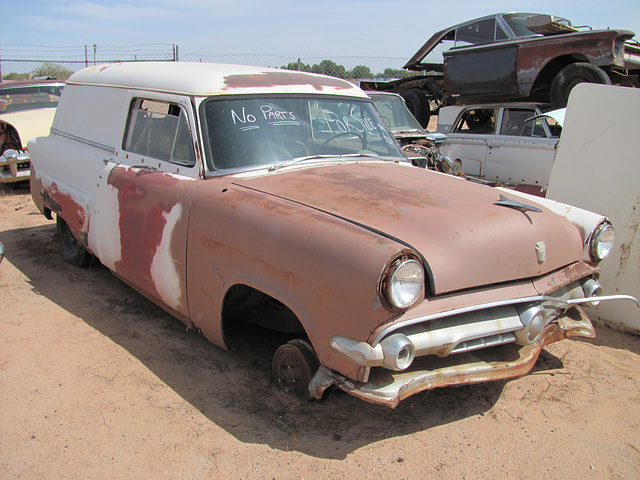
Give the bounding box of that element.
[123,98,196,167]
[500,108,543,137]
[495,23,509,40]
[453,108,496,134]
[455,19,496,47]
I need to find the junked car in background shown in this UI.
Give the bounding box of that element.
[0,79,64,184]
[29,62,638,407]
[437,103,563,196]
[368,91,456,173]
[362,12,640,126]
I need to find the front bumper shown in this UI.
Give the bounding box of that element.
[311,306,594,408]
[0,149,30,183]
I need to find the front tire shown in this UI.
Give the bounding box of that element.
[550,62,611,108]
[272,339,319,401]
[57,216,91,267]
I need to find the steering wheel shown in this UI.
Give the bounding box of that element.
[317,131,366,153]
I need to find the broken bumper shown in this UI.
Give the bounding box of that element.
[310,307,595,408]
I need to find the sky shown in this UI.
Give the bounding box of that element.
[3,0,640,70]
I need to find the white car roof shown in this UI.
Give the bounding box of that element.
[67,62,367,98]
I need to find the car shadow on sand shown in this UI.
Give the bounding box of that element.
[3,221,571,460]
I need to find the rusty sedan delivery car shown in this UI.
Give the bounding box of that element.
[29,62,637,407]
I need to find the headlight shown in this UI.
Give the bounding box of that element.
[589,222,615,262]
[384,258,424,309]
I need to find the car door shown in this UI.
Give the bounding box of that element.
[444,18,519,97]
[441,107,498,177]
[483,107,558,189]
[89,96,201,320]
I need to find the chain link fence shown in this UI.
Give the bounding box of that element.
[0,44,415,83]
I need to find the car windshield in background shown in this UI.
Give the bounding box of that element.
[502,13,572,37]
[502,13,541,37]
[201,96,405,171]
[369,94,425,133]
[0,84,64,114]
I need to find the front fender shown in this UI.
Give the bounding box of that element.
[185,179,406,380]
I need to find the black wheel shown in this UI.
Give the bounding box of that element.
[401,89,431,128]
[550,63,611,108]
[272,339,319,401]
[57,216,91,267]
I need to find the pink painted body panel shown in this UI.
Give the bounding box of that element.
[104,166,198,319]
[233,163,583,294]
[185,176,404,380]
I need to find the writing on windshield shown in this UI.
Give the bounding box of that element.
[202,96,404,170]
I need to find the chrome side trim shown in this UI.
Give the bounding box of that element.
[50,127,114,153]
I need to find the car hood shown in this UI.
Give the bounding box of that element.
[390,130,428,140]
[232,162,583,295]
[0,108,56,149]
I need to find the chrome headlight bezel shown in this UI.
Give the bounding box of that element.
[381,256,425,310]
[589,221,615,262]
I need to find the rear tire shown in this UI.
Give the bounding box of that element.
[550,62,611,108]
[401,89,431,128]
[57,216,91,267]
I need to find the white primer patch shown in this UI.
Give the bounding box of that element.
[90,183,122,270]
[150,203,184,310]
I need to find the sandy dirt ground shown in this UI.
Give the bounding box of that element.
[1,184,640,480]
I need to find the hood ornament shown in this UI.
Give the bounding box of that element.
[494,194,543,214]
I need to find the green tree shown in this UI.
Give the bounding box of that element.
[348,65,373,79]
[31,63,74,81]
[311,60,346,79]
[379,68,413,79]
[2,72,30,81]
[281,60,312,72]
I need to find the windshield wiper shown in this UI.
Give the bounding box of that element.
[267,154,335,172]
[268,153,397,172]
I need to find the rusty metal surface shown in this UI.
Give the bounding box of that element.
[515,30,632,96]
[185,174,404,380]
[36,178,88,241]
[65,62,365,99]
[32,156,595,385]
[100,166,198,318]
[27,61,623,406]
[233,162,584,295]
[316,306,595,408]
[402,12,638,104]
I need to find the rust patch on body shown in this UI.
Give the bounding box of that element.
[223,71,354,91]
[107,167,196,315]
[323,306,595,408]
[40,181,86,237]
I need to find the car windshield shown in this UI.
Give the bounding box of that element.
[369,94,425,133]
[0,84,64,114]
[201,95,406,171]
[502,13,572,38]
